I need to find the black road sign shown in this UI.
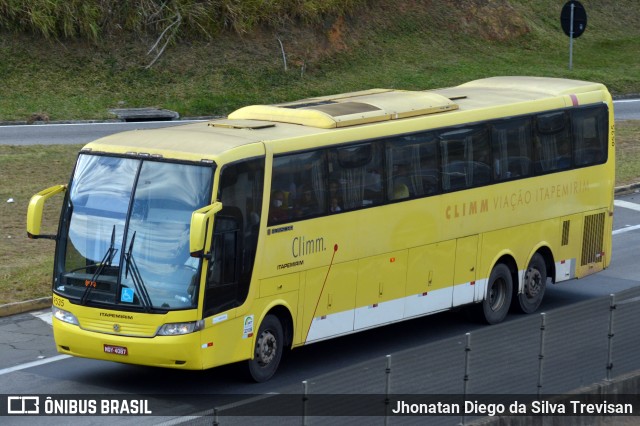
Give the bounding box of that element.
[561,0,587,38]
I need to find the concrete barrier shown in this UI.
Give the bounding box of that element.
[0,297,51,317]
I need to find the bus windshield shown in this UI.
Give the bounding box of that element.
[56,154,214,311]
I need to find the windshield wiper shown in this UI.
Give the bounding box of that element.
[123,231,153,312]
[81,225,118,305]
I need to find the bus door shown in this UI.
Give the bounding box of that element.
[452,235,479,306]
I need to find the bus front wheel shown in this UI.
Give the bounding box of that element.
[481,263,513,324]
[248,314,284,382]
[517,253,546,314]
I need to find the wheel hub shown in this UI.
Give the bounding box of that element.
[256,330,277,366]
[524,268,542,299]
[489,279,506,312]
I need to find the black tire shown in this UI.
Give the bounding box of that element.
[516,253,547,314]
[480,263,513,324]
[248,314,283,383]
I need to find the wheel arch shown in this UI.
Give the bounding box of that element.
[526,244,556,285]
[260,303,294,350]
[534,245,556,284]
[485,252,519,299]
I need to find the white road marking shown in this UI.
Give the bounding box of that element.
[614,199,640,212]
[0,355,71,376]
[613,224,640,235]
[613,200,640,235]
[0,310,66,376]
[31,310,53,326]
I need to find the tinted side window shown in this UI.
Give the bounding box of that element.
[492,118,533,181]
[440,126,491,191]
[204,157,264,316]
[269,151,327,225]
[328,142,383,211]
[534,111,571,173]
[385,132,439,200]
[572,106,608,167]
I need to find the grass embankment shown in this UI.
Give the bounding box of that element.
[0,0,639,121]
[1,0,639,304]
[0,145,79,304]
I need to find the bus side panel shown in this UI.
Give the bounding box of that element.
[354,250,407,330]
[199,290,300,369]
[303,261,358,343]
[452,235,479,307]
[200,311,253,370]
[556,213,583,282]
[404,241,455,318]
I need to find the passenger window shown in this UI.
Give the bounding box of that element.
[534,111,571,173]
[385,132,439,200]
[572,106,608,167]
[440,126,491,191]
[329,143,383,210]
[492,118,532,181]
[269,151,327,225]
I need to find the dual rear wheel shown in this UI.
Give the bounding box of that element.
[479,253,547,324]
[517,253,547,314]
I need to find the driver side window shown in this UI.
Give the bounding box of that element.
[203,157,264,317]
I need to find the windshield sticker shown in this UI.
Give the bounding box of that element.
[121,288,135,303]
[242,315,254,339]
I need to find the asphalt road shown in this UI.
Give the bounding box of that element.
[0,120,206,145]
[614,98,640,121]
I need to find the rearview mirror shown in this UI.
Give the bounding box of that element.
[27,185,67,239]
[190,202,223,257]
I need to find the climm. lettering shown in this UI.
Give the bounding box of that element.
[292,236,326,258]
[446,199,489,219]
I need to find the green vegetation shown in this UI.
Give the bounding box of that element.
[616,121,640,186]
[0,0,363,40]
[1,0,639,304]
[0,144,80,304]
[1,0,639,122]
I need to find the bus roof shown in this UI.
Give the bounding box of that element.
[84,76,609,162]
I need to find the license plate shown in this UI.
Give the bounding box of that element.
[103,344,128,356]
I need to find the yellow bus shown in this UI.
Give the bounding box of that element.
[28,76,614,382]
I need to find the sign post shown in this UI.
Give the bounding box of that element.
[560,0,587,70]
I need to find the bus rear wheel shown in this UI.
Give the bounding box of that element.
[516,253,546,314]
[248,314,283,383]
[480,263,513,324]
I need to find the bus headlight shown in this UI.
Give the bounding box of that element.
[52,306,79,325]
[157,320,204,336]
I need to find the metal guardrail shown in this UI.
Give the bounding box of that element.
[181,286,640,426]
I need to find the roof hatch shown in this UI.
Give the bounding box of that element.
[227,89,458,129]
